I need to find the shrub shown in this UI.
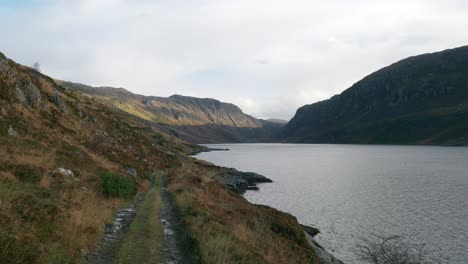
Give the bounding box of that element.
[99,172,137,199]
[354,234,432,264]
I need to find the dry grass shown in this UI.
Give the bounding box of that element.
[168,160,319,264]
[58,189,122,252]
[0,171,18,182]
[39,175,52,188]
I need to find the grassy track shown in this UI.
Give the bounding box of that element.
[117,176,163,263]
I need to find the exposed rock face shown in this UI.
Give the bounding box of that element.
[216,168,272,194]
[59,81,283,143]
[282,46,468,145]
[0,51,67,112]
[23,83,42,107]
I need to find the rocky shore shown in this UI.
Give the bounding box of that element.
[303,225,345,264]
[186,146,229,156]
[215,168,273,194]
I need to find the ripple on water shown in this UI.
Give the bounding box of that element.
[198,144,468,264]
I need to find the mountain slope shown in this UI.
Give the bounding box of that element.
[59,81,282,143]
[282,46,468,145]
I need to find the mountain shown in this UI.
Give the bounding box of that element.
[282,46,468,145]
[266,118,288,125]
[59,81,282,143]
[0,51,319,263]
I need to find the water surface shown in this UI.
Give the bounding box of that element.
[197,144,468,263]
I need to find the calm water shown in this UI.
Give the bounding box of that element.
[196,144,468,264]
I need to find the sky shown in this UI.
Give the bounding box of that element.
[1,0,468,120]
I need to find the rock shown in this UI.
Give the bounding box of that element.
[1,108,6,117]
[14,87,27,104]
[48,92,68,113]
[304,232,345,264]
[216,168,272,194]
[301,224,320,237]
[52,168,75,178]
[24,83,42,107]
[8,126,17,137]
[126,168,137,177]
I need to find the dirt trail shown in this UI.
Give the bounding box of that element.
[160,170,197,264]
[84,166,195,264]
[83,193,144,264]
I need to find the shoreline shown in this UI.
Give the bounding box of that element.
[206,160,346,263]
[186,146,230,156]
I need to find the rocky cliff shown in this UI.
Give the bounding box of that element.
[59,81,283,143]
[282,46,468,145]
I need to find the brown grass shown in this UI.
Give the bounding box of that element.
[39,175,52,188]
[0,171,17,182]
[58,189,122,251]
[168,160,319,264]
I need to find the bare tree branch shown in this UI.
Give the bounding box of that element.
[354,233,434,264]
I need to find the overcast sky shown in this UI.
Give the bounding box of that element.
[1,0,468,119]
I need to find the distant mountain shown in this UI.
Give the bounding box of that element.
[59,81,282,143]
[265,118,288,125]
[282,46,468,145]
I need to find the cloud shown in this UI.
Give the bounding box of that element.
[1,0,468,120]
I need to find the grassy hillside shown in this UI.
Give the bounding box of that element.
[282,46,468,145]
[0,52,318,263]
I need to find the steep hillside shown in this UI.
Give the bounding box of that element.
[59,81,282,143]
[282,46,468,145]
[0,52,319,263]
[0,50,190,262]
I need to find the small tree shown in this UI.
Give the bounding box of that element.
[354,234,433,264]
[32,62,40,72]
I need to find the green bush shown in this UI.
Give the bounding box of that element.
[99,172,137,199]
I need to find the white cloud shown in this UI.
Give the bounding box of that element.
[1,0,468,119]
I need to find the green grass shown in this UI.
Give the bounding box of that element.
[117,176,163,263]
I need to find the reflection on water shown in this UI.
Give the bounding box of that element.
[197,144,468,264]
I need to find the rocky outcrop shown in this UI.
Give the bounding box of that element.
[303,226,345,264]
[0,52,68,113]
[216,168,272,194]
[186,146,229,156]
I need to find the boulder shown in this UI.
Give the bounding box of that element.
[52,168,75,178]
[126,168,137,177]
[8,126,17,137]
